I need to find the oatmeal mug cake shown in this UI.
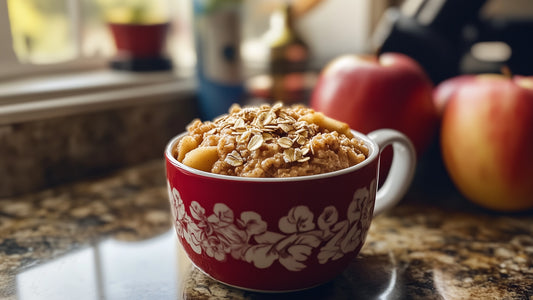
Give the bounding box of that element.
[166,103,417,291]
[172,103,369,177]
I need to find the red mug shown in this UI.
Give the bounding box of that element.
[165,129,416,292]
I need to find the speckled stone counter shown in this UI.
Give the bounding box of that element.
[0,160,532,299]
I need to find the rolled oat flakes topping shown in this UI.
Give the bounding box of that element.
[173,103,369,177]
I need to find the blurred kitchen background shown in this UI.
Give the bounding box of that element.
[0,0,532,197]
[3,0,533,99]
[3,0,533,73]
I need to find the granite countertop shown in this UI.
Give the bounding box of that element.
[0,160,532,299]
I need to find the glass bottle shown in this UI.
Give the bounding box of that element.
[268,2,310,104]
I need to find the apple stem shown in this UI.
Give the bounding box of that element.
[501,65,512,78]
[375,46,383,56]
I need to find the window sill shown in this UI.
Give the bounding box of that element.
[0,68,196,125]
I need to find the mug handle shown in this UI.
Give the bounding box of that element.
[368,129,417,216]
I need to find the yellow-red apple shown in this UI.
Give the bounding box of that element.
[310,52,437,157]
[436,74,533,211]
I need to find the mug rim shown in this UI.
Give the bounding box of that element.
[165,129,379,182]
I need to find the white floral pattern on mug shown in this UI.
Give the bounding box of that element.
[168,179,376,271]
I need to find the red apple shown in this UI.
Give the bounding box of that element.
[310,52,437,157]
[436,74,533,211]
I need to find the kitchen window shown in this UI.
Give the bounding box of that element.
[1,0,195,76]
[1,0,109,79]
[7,0,110,65]
[0,0,196,125]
